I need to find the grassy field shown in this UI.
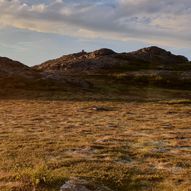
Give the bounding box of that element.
[0,90,191,191]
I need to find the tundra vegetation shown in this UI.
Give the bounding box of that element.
[0,47,191,190]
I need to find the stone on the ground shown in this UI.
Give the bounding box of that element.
[60,178,112,191]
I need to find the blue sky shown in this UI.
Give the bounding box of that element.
[0,0,190,65]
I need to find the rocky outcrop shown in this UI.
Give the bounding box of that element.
[60,178,112,191]
[89,48,116,58]
[126,46,188,64]
[33,48,118,74]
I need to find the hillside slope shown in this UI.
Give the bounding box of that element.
[0,57,36,78]
[34,46,190,74]
[33,46,191,89]
[0,56,92,92]
[0,46,191,95]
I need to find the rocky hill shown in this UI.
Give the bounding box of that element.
[0,57,43,91]
[32,46,191,89]
[0,46,191,93]
[33,48,118,74]
[0,57,37,78]
[34,46,190,74]
[125,46,188,64]
[0,56,92,91]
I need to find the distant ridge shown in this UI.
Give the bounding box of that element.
[0,46,191,92]
[33,46,189,74]
[0,56,36,78]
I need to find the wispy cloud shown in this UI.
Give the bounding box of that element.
[0,0,190,47]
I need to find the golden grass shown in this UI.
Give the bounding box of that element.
[0,100,191,190]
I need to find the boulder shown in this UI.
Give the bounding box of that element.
[60,178,112,191]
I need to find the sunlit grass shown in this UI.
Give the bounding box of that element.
[0,99,191,190]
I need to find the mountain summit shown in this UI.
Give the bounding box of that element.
[126,46,188,64]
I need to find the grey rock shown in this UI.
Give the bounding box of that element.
[91,106,113,111]
[60,178,112,191]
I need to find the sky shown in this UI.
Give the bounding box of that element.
[0,0,191,66]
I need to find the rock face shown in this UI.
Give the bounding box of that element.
[34,46,190,74]
[60,179,112,191]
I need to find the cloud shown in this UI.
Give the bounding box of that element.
[0,0,191,47]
